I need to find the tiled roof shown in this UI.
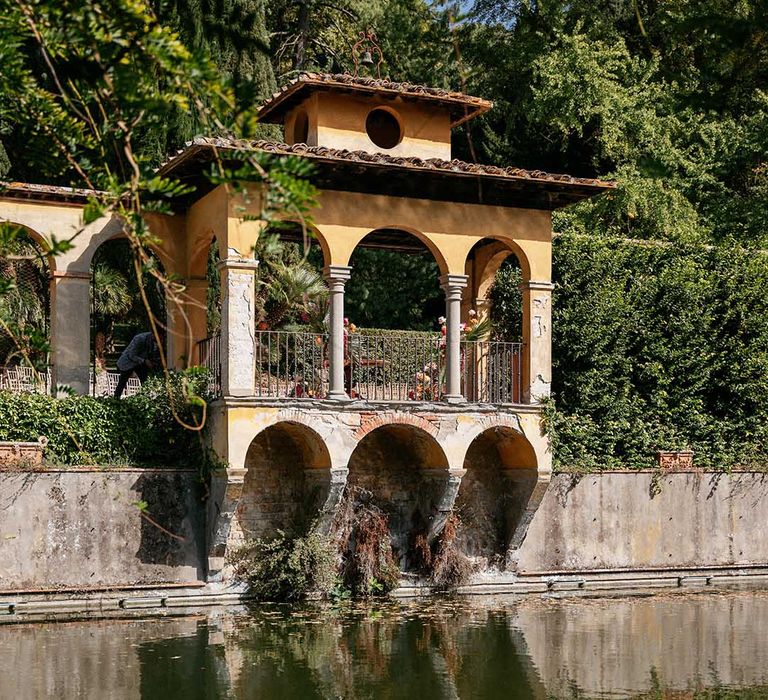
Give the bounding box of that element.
[159,137,615,191]
[258,72,493,127]
[0,181,100,202]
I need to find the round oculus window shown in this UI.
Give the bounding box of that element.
[365,108,402,149]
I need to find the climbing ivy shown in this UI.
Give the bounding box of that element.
[533,233,768,471]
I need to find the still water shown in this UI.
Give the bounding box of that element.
[2,590,768,699]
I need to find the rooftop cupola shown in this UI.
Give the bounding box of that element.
[257,73,493,161]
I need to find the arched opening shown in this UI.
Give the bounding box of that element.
[237,422,333,540]
[90,237,166,396]
[344,229,444,401]
[454,426,538,569]
[462,239,526,403]
[0,224,52,388]
[345,423,449,571]
[464,238,525,338]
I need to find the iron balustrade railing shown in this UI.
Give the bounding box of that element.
[195,330,523,404]
[461,340,522,404]
[348,332,445,402]
[255,330,329,399]
[196,334,222,396]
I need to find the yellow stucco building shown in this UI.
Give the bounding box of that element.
[0,73,612,578]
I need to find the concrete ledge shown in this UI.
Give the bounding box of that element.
[119,597,163,610]
[580,577,679,591]
[710,574,768,586]
[2,570,768,621]
[680,576,710,587]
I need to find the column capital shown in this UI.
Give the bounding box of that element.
[521,280,555,292]
[216,257,259,272]
[439,273,469,292]
[322,264,352,283]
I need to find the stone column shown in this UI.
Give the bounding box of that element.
[50,271,91,395]
[323,265,352,400]
[206,466,247,580]
[423,467,466,542]
[218,258,258,397]
[521,280,554,403]
[304,467,349,533]
[440,274,468,403]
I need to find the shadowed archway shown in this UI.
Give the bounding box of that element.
[346,423,449,569]
[455,426,538,569]
[237,421,333,540]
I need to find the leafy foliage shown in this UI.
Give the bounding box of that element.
[0,370,212,467]
[229,530,337,601]
[539,233,768,470]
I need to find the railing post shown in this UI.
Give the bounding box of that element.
[218,257,258,397]
[521,280,554,403]
[440,273,468,403]
[323,265,352,401]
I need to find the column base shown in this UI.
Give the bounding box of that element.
[443,394,466,404]
[326,390,351,401]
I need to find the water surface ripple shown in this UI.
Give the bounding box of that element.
[2,590,768,699]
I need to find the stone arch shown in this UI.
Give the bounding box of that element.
[0,223,54,367]
[347,225,449,276]
[463,237,529,322]
[453,424,538,569]
[236,420,335,541]
[89,235,167,381]
[78,218,165,272]
[354,411,440,442]
[465,235,531,284]
[346,422,450,570]
[2,222,56,272]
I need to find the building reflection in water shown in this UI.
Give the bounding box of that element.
[2,591,768,699]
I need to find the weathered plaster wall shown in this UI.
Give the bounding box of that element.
[515,471,768,573]
[0,469,205,591]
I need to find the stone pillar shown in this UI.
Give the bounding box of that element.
[50,271,91,395]
[218,258,258,397]
[304,467,349,533]
[506,475,551,570]
[206,466,247,580]
[440,274,468,403]
[323,265,351,400]
[521,280,554,403]
[423,467,466,542]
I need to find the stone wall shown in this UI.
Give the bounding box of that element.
[0,469,205,591]
[515,471,768,573]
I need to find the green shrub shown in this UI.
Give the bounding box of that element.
[229,530,337,602]
[494,233,768,471]
[0,369,212,468]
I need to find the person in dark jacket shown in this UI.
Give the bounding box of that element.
[114,331,160,398]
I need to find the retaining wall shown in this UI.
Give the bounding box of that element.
[515,471,768,573]
[2,468,768,594]
[0,468,205,591]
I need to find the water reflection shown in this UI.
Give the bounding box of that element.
[2,591,768,699]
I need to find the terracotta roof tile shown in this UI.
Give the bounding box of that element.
[258,72,493,127]
[0,181,100,202]
[159,137,615,191]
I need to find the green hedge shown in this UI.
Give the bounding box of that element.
[537,234,768,470]
[0,371,211,468]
